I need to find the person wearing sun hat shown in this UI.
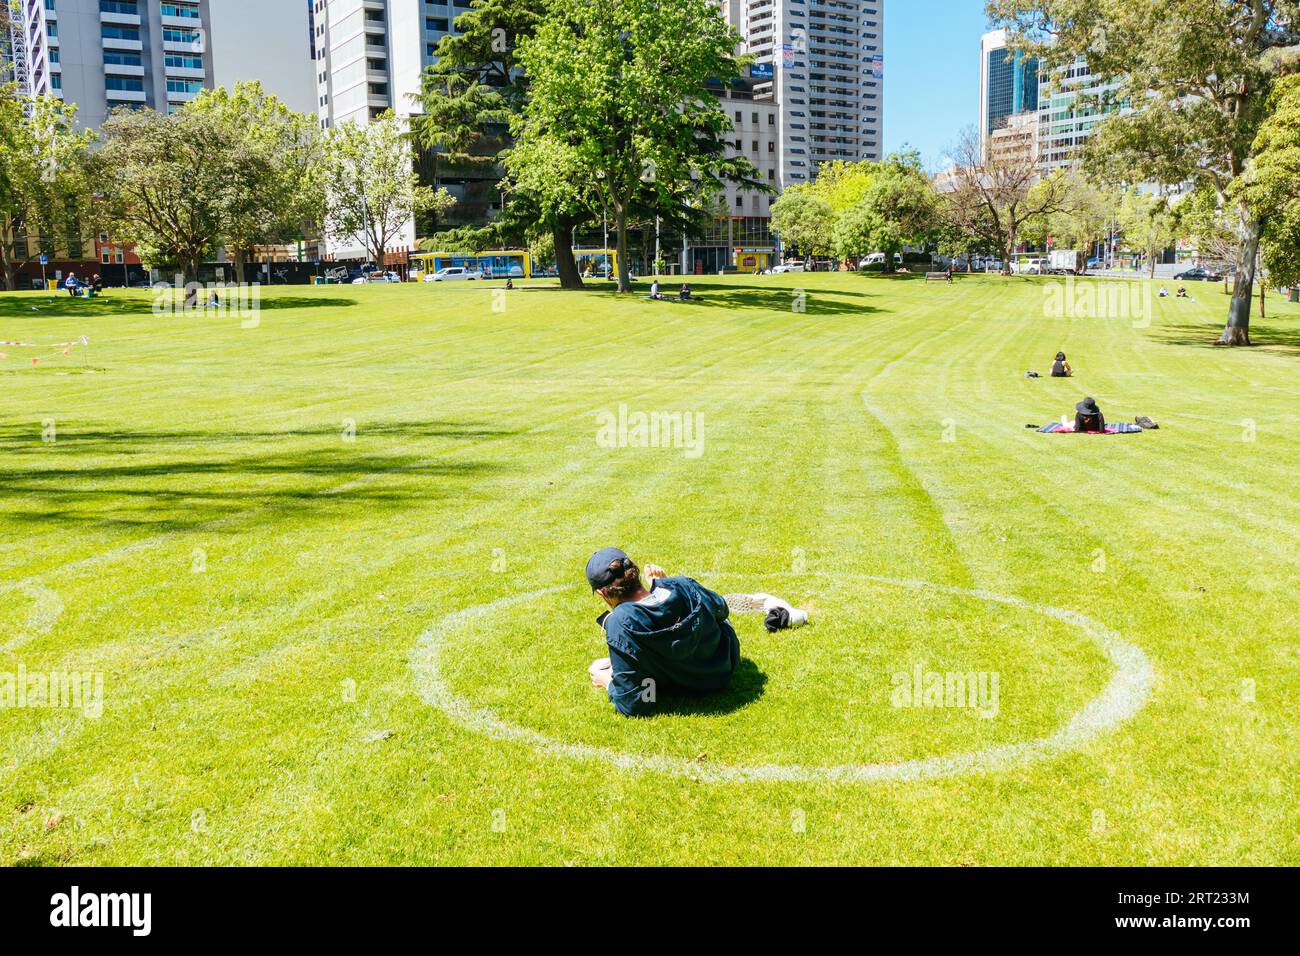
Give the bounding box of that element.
[1074,397,1106,433]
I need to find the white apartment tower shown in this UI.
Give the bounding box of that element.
[15,0,313,129]
[733,0,885,186]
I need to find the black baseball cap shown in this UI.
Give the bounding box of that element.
[1077,397,1099,413]
[586,547,630,591]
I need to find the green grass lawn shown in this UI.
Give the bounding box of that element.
[1,273,1296,865]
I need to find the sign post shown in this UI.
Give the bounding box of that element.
[39,253,48,291]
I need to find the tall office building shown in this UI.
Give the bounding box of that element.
[17,0,313,130]
[979,28,1038,160]
[732,0,885,186]
[1036,54,1120,172]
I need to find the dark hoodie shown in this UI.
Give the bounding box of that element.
[602,576,740,716]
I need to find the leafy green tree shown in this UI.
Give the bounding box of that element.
[769,187,834,262]
[831,151,938,272]
[410,0,586,280]
[988,0,1300,344]
[184,82,322,283]
[97,105,240,281]
[805,160,877,215]
[0,88,98,290]
[1242,73,1300,291]
[939,125,1076,274]
[513,0,760,292]
[1116,190,1178,279]
[1022,175,1111,255]
[321,112,452,267]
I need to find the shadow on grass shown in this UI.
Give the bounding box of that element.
[1149,320,1300,355]
[651,657,768,717]
[574,280,879,317]
[0,419,510,531]
[0,293,358,319]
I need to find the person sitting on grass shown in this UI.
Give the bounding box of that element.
[1176,287,1188,298]
[679,283,692,300]
[1074,397,1106,433]
[584,548,738,717]
[1051,351,1073,377]
[649,278,662,300]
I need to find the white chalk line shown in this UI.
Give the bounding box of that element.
[0,580,64,654]
[409,574,1155,784]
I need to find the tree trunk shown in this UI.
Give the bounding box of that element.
[1218,205,1258,346]
[233,248,247,285]
[614,204,631,293]
[552,217,583,290]
[0,254,14,292]
[1002,238,1014,276]
[1259,279,1265,319]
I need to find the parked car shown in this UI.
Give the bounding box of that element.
[380,271,402,283]
[770,261,806,274]
[1174,267,1222,281]
[1017,257,1049,275]
[859,252,903,269]
[424,267,484,282]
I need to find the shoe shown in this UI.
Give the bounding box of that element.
[761,595,809,631]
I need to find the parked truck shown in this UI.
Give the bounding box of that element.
[1049,250,1086,275]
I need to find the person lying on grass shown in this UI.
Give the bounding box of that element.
[584,548,738,717]
[1074,397,1106,433]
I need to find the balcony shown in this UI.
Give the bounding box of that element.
[99,12,141,27]
[103,63,144,77]
[107,89,147,102]
[102,38,144,52]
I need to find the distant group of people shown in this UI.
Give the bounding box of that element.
[62,273,104,297]
[648,279,692,301]
[1158,286,1190,299]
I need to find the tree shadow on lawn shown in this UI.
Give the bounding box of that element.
[651,657,768,717]
[0,294,358,319]
[1149,319,1300,355]
[576,281,880,317]
[0,419,509,531]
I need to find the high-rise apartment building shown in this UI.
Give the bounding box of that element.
[733,0,884,186]
[16,0,313,129]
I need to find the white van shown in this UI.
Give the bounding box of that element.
[424,267,484,282]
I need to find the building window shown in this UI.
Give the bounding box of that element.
[105,75,144,91]
[160,2,201,17]
[161,27,202,45]
[99,1,139,13]
[163,54,203,69]
[166,78,203,93]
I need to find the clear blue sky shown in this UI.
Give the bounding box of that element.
[884,0,993,171]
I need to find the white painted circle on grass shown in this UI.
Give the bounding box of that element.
[409,574,1154,784]
[0,580,65,653]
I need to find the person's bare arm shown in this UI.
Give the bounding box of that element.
[644,564,668,581]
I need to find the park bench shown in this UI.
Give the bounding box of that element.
[925,272,952,283]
